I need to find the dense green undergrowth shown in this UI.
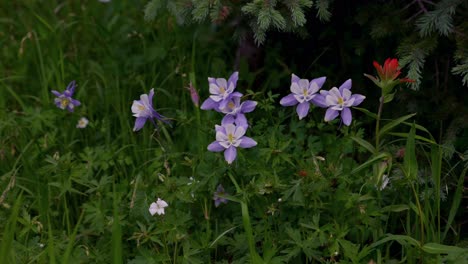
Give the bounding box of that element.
[1,1,467,263]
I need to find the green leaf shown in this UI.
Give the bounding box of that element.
[353,107,377,119]
[351,152,390,175]
[370,234,421,249]
[381,204,410,213]
[388,132,436,144]
[403,123,418,180]
[422,243,467,255]
[383,92,395,103]
[378,113,416,138]
[350,136,376,153]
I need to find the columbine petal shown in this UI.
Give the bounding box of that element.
[311,94,328,108]
[216,78,228,91]
[227,71,239,91]
[208,141,225,152]
[240,101,257,113]
[311,76,326,89]
[350,94,366,106]
[280,94,299,106]
[291,73,300,83]
[324,108,339,122]
[234,114,248,129]
[133,117,147,131]
[296,102,310,120]
[290,82,302,94]
[200,97,219,110]
[200,98,219,110]
[233,126,246,139]
[221,115,235,126]
[341,107,352,126]
[224,146,237,164]
[148,88,155,107]
[339,79,352,92]
[51,90,61,97]
[239,137,257,148]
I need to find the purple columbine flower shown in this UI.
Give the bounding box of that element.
[219,96,257,129]
[207,123,257,164]
[213,184,228,207]
[51,80,81,112]
[200,72,242,111]
[279,74,326,120]
[316,79,365,126]
[131,88,168,132]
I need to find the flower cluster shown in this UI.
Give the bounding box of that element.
[201,72,257,164]
[280,74,365,126]
[364,58,414,95]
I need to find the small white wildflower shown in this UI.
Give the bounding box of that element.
[98,0,111,3]
[277,198,282,202]
[149,198,168,216]
[76,117,89,128]
[377,174,390,191]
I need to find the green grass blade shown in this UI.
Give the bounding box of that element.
[0,192,23,262]
[404,123,418,180]
[61,209,85,263]
[442,167,467,242]
[378,113,416,138]
[350,136,376,153]
[47,214,57,264]
[111,184,123,264]
[351,152,390,175]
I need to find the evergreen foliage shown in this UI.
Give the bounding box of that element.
[144,0,326,45]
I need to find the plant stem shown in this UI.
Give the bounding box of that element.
[375,96,385,152]
[410,182,425,259]
[227,171,260,263]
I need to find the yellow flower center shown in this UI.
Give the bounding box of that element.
[303,89,308,96]
[60,98,70,108]
[138,105,146,111]
[228,133,234,143]
[228,101,235,109]
[219,87,226,93]
[337,97,344,105]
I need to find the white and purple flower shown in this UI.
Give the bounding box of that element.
[200,72,242,111]
[51,80,81,112]
[76,117,89,128]
[213,184,228,207]
[219,96,257,129]
[280,74,326,120]
[315,79,365,126]
[207,123,257,164]
[131,88,168,132]
[149,198,168,216]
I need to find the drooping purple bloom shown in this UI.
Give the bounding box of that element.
[280,74,326,120]
[186,82,200,107]
[317,79,365,126]
[131,88,168,132]
[51,80,81,112]
[213,184,228,207]
[219,96,257,129]
[200,72,242,111]
[207,123,257,164]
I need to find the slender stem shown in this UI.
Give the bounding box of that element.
[375,96,385,152]
[227,171,259,263]
[410,182,425,259]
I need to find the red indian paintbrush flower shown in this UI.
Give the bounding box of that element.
[364,58,414,95]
